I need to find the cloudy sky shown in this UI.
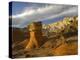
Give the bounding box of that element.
[9,2,78,28]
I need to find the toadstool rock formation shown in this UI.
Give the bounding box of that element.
[26,22,44,49]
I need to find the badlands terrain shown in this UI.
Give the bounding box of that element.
[11,16,78,58]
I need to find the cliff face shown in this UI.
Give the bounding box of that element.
[11,27,30,51]
[12,28,29,42]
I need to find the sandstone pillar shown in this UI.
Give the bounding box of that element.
[26,22,43,49]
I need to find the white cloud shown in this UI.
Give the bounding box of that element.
[42,6,78,20]
[10,4,78,28]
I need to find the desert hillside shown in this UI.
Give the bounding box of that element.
[12,16,78,58]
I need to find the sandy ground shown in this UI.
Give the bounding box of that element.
[12,35,78,58]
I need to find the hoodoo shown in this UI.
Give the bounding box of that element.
[26,21,43,49]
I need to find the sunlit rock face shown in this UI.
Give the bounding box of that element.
[12,16,78,58]
[26,21,45,49]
